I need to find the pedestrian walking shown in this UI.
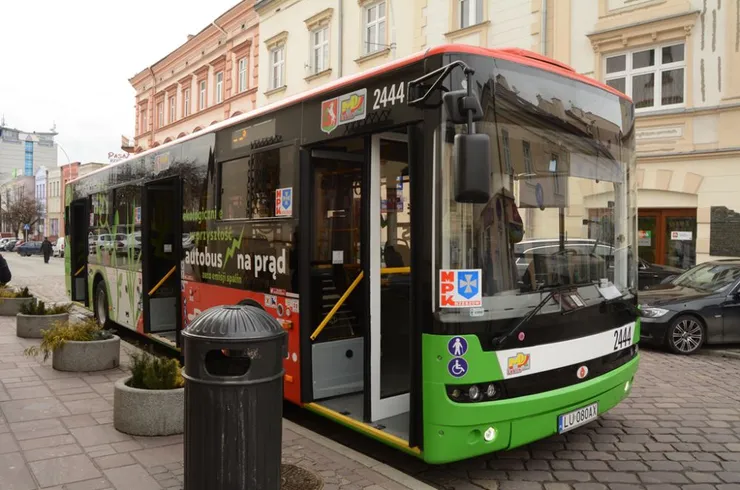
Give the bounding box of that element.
[41,237,52,264]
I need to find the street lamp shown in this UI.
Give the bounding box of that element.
[57,143,72,165]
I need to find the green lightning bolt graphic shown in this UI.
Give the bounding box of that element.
[223,227,244,268]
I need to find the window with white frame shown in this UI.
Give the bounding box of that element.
[311,26,329,73]
[199,80,207,110]
[522,141,533,181]
[157,101,164,128]
[363,1,386,55]
[169,96,176,123]
[604,43,685,111]
[183,89,191,117]
[215,72,223,104]
[140,107,147,134]
[501,129,512,174]
[459,0,483,29]
[270,46,285,89]
[238,57,248,92]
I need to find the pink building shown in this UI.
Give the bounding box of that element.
[129,0,259,152]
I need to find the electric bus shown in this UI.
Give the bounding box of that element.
[65,44,639,464]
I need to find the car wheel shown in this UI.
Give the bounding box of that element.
[666,315,705,355]
[94,281,111,328]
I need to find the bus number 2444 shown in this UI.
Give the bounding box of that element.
[372,82,405,110]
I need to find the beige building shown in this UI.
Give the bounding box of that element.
[418,0,740,269]
[129,1,260,152]
[254,0,419,106]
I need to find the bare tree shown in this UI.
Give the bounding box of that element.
[3,195,43,240]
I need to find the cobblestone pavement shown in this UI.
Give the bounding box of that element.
[0,316,431,489]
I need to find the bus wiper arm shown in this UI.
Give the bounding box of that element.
[492,283,575,348]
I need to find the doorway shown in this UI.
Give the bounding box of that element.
[306,132,412,440]
[141,178,182,338]
[68,199,89,305]
[638,208,697,269]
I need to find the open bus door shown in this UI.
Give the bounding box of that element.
[304,131,414,445]
[68,198,90,306]
[141,177,182,345]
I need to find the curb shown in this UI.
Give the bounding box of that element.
[703,349,740,360]
[283,420,436,490]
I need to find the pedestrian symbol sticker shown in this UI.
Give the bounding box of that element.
[447,358,468,378]
[439,269,483,308]
[448,336,468,357]
[275,187,293,217]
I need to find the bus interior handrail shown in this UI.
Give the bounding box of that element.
[149,266,177,296]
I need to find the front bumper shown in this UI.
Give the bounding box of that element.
[421,355,640,464]
[639,313,678,344]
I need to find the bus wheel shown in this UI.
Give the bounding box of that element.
[666,315,704,355]
[237,298,264,310]
[94,281,111,328]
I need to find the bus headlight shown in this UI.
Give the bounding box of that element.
[447,382,504,403]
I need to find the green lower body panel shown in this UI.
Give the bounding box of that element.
[421,355,639,464]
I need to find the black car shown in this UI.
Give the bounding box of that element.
[639,259,740,355]
[637,258,683,289]
[513,239,684,290]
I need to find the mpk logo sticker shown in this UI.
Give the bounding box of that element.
[320,88,367,134]
[439,269,482,308]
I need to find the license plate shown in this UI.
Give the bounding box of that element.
[557,402,598,433]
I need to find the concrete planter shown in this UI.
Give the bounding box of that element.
[52,335,120,372]
[16,313,69,339]
[0,297,33,316]
[114,375,184,436]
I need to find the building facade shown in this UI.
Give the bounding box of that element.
[47,167,62,241]
[0,122,58,182]
[254,0,420,106]
[35,166,48,239]
[129,0,260,152]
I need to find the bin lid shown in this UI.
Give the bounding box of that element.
[182,304,285,340]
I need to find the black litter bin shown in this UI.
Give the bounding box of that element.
[182,304,287,490]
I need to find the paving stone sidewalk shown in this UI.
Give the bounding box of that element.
[0,316,433,490]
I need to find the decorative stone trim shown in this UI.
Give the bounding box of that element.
[587,10,700,53]
[265,31,288,50]
[304,8,333,31]
[264,85,287,97]
[355,47,391,65]
[193,64,210,78]
[305,68,333,83]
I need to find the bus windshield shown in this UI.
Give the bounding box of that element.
[434,56,637,322]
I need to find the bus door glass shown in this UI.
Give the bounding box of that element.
[370,132,411,423]
[69,198,89,305]
[308,142,367,403]
[142,178,181,334]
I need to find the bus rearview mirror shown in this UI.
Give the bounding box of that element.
[454,133,491,204]
[443,90,484,124]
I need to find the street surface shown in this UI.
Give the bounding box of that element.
[5,253,740,489]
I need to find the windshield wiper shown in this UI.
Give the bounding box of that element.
[492,283,583,348]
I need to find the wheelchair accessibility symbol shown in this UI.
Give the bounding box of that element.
[447,357,468,378]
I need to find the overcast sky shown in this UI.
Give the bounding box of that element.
[0,0,239,166]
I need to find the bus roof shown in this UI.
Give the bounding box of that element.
[70,43,631,186]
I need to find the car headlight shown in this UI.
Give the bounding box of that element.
[641,307,669,318]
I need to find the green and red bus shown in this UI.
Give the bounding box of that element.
[65,44,639,464]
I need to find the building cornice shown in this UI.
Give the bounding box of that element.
[587,10,700,52]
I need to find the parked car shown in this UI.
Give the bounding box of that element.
[513,238,684,290]
[639,259,740,355]
[53,237,65,257]
[16,241,42,256]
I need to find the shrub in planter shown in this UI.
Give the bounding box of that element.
[114,350,184,436]
[16,299,72,339]
[0,286,33,316]
[24,317,120,372]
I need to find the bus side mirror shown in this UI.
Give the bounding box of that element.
[454,133,491,203]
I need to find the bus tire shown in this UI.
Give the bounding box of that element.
[237,298,264,310]
[665,314,705,355]
[94,280,112,328]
